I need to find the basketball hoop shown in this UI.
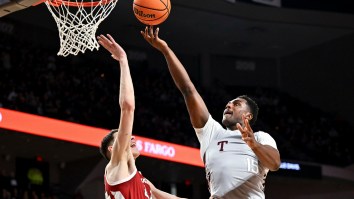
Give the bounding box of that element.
[43,0,118,56]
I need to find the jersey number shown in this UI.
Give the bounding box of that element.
[246,158,259,174]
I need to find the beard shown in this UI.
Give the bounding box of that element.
[222,117,239,128]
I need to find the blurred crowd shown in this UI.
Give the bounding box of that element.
[1,20,354,199]
[0,170,57,199]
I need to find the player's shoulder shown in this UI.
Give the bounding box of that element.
[198,114,224,130]
[254,130,267,134]
[138,170,147,178]
[254,130,272,138]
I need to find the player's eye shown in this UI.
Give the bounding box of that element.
[233,102,240,106]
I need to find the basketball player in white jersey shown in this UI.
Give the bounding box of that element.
[141,26,281,199]
[98,34,186,199]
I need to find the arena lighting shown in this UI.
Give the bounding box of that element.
[276,161,322,179]
[280,162,300,170]
[0,108,203,167]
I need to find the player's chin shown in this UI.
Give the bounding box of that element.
[132,147,140,158]
[133,152,140,159]
[221,117,229,126]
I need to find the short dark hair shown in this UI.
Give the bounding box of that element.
[238,95,259,126]
[100,129,118,161]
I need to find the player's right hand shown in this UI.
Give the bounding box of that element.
[141,26,168,52]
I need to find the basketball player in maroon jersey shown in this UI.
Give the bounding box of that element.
[141,26,281,199]
[98,34,186,199]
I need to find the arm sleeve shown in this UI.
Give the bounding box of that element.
[255,131,278,149]
[194,115,224,160]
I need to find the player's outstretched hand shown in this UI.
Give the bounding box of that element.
[97,34,127,62]
[141,26,168,52]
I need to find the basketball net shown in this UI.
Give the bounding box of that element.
[44,0,118,56]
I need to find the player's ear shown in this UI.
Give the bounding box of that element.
[245,112,253,121]
[108,146,113,152]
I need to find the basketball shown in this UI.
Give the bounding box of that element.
[133,0,171,26]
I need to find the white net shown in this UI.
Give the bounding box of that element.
[44,0,118,56]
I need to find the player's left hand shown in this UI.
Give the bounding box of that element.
[237,114,258,149]
[97,34,127,62]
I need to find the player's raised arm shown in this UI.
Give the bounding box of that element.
[141,26,209,129]
[98,34,135,165]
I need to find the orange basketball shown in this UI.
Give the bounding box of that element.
[133,0,171,26]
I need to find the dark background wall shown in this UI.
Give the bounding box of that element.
[210,55,279,88]
[279,32,354,126]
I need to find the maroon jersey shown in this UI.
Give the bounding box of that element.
[105,170,152,199]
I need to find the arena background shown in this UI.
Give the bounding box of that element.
[1,0,354,198]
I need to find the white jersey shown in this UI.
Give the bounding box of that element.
[194,115,278,199]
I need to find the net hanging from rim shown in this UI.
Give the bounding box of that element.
[44,0,118,56]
